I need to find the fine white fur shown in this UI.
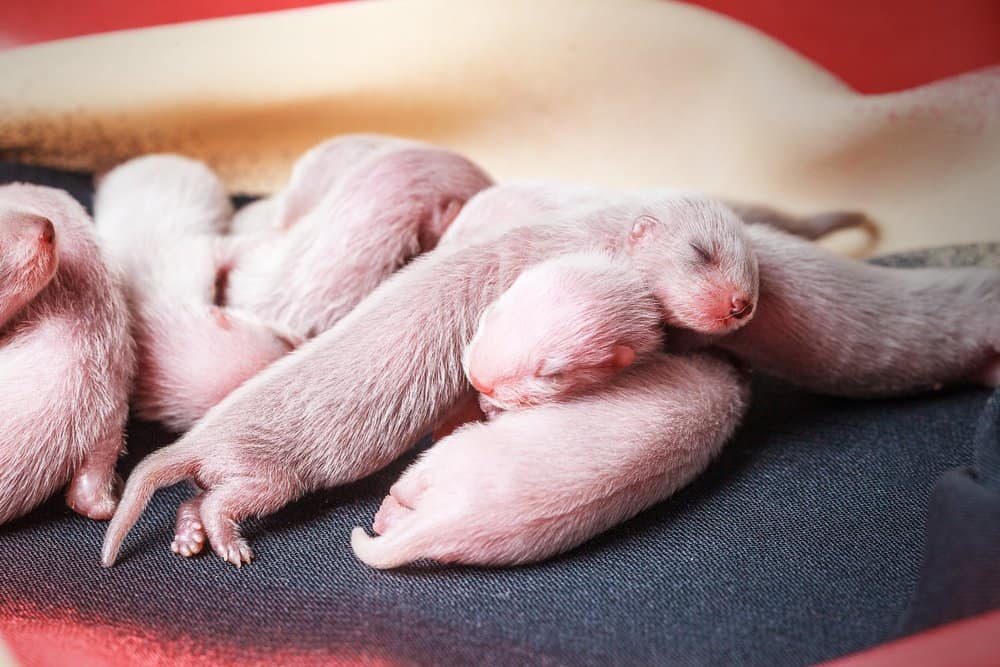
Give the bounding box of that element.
[227,135,494,338]
[102,181,993,570]
[464,250,664,411]
[353,352,748,568]
[94,154,299,431]
[0,183,133,524]
[718,224,1000,396]
[101,191,758,567]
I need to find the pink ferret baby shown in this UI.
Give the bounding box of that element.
[102,182,1000,569]
[463,250,664,414]
[0,183,133,524]
[353,351,749,569]
[101,194,760,567]
[226,135,493,338]
[94,154,300,431]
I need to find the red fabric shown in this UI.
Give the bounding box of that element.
[1,601,394,667]
[818,609,1000,667]
[0,0,348,48]
[1,1,999,92]
[685,0,1000,93]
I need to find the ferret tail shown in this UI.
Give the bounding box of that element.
[350,526,432,570]
[100,441,199,567]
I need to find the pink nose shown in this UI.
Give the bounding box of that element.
[38,219,55,245]
[469,372,494,396]
[12,214,54,245]
[730,297,754,320]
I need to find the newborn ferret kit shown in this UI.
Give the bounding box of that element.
[0,133,996,571]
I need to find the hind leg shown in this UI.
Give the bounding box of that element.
[198,480,296,567]
[65,433,124,520]
[171,491,206,558]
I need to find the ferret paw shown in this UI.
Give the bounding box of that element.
[216,538,254,568]
[171,509,207,558]
[65,470,122,520]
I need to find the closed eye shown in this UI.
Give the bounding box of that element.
[535,358,565,379]
[689,242,712,263]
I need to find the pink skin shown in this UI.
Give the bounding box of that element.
[0,183,133,525]
[716,224,1000,396]
[94,155,302,434]
[352,352,749,568]
[100,193,760,568]
[464,251,664,412]
[227,136,494,338]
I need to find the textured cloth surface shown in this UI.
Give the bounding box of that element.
[0,163,998,666]
[898,391,1000,636]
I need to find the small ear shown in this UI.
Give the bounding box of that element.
[439,199,465,229]
[629,215,658,246]
[420,199,466,251]
[610,345,636,369]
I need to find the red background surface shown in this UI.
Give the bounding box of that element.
[1,0,999,93]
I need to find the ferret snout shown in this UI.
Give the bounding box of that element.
[730,297,753,320]
[36,218,55,246]
[468,371,494,397]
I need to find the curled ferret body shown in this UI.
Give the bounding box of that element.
[94,154,299,431]
[718,224,1000,396]
[464,250,664,413]
[101,192,766,567]
[0,183,133,525]
[352,352,749,569]
[226,135,495,338]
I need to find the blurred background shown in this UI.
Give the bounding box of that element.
[2,0,999,92]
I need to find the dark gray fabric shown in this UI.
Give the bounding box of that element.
[899,390,1000,636]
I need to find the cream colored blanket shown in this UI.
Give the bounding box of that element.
[0,0,997,253]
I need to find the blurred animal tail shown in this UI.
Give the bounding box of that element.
[100,440,199,567]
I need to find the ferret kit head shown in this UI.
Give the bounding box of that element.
[464,252,664,411]
[626,193,759,335]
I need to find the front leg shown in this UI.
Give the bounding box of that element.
[65,433,124,520]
